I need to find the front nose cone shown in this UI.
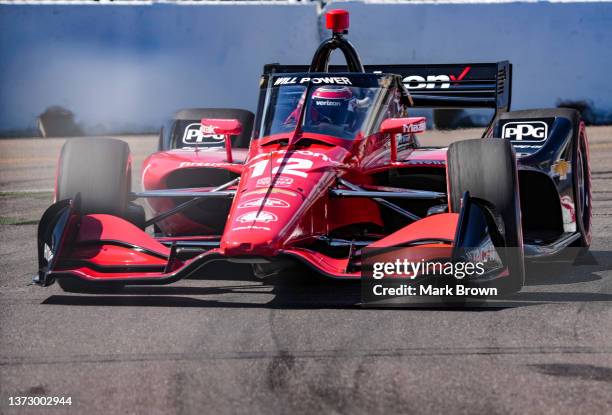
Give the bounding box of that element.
[221,233,278,257]
[221,186,307,258]
[220,146,347,258]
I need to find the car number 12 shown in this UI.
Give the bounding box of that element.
[250,157,313,178]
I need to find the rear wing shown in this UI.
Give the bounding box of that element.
[263,61,512,111]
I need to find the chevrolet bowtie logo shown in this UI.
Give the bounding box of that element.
[552,160,571,180]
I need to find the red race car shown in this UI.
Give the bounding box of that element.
[36,10,591,294]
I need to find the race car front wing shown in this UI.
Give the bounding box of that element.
[34,190,509,287]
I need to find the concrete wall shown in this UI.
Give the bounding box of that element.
[1,1,611,135]
[0,3,320,135]
[323,1,612,123]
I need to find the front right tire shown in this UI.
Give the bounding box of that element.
[447,138,525,293]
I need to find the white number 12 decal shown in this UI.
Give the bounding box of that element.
[250,158,313,178]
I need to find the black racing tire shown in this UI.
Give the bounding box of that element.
[57,278,124,294]
[572,117,592,249]
[161,108,254,150]
[57,137,131,216]
[447,139,525,293]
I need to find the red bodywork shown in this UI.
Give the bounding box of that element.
[35,10,586,292]
[47,128,457,282]
[37,8,492,286]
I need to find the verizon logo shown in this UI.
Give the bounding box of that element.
[403,66,471,90]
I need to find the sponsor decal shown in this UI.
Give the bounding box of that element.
[250,157,313,179]
[402,160,445,166]
[316,100,342,107]
[513,144,543,149]
[200,124,217,135]
[513,144,545,157]
[182,123,225,145]
[560,195,577,232]
[232,225,271,231]
[256,177,294,188]
[178,161,234,168]
[238,197,290,209]
[43,243,53,261]
[403,66,471,90]
[274,77,352,86]
[242,188,298,197]
[464,238,502,268]
[179,147,222,152]
[551,160,571,180]
[403,120,426,134]
[502,121,548,142]
[250,150,332,163]
[236,211,278,224]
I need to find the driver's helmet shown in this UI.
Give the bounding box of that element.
[311,86,353,124]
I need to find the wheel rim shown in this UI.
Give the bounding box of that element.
[577,138,590,231]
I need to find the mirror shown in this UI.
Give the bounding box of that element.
[380,117,426,135]
[200,118,242,136]
[200,118,242,163]
[381,117,426,162]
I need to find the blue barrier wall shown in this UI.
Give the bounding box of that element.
[1,2,611,135]
[322,1,612,122]
[0,3,320,135]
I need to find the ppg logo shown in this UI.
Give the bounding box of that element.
[502,121,548,142]
[182,123,225,146]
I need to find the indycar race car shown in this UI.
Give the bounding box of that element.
[35,9,591,294]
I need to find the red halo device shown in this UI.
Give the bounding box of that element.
[326,9,349,33]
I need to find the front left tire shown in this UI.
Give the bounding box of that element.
[56,137,131,293]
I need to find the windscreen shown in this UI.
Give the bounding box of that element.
[257,76,389,141]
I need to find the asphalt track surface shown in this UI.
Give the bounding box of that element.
[1,129,612,414]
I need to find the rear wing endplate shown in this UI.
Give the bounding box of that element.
[263,62,512,111]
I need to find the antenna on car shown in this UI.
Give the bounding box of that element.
[309,9,365,73]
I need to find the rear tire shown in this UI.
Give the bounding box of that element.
[447,139,525,293]
[57,137,131,216]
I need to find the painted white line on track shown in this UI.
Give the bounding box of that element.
[0,189,53,194]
